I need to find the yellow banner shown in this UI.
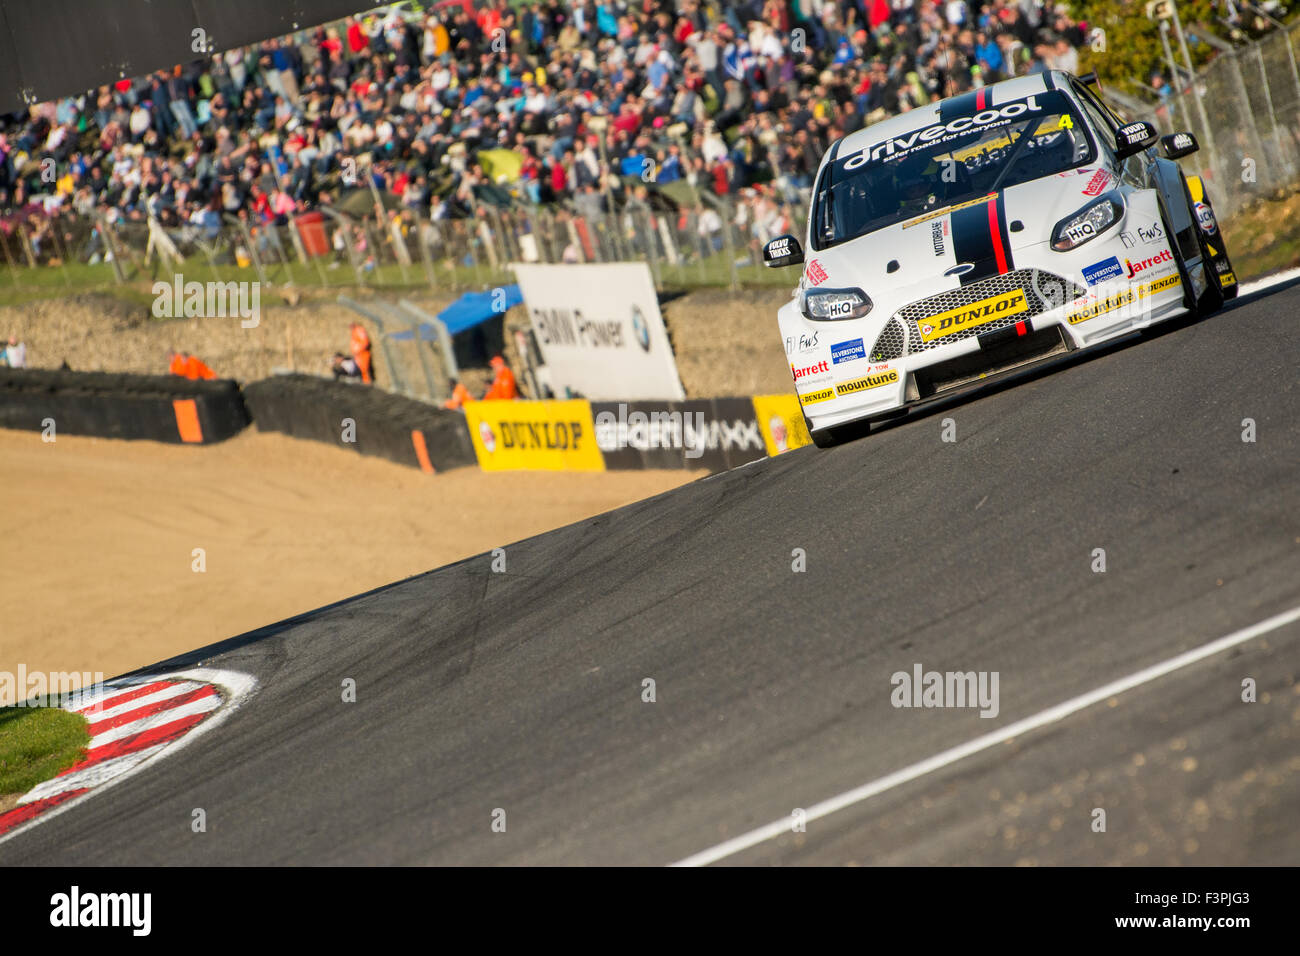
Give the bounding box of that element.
[463,400,605,471]
[917,288,1029,342]
[752,395,812,454]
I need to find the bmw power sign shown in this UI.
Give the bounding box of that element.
[514,262,686,401]
[631,305,651,352]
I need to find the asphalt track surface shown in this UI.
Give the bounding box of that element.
[4,276,1298,866]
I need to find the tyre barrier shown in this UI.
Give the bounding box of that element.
[0,368,249,443]
[241,374,478,473]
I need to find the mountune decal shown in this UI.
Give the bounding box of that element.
[1066,287,1137,324]
[835,369,899,395]
[1065,273,1181,324]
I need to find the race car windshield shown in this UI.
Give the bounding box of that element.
[812,91,1094,250]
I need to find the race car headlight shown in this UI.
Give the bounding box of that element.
[803,287,873,321]
[1051,192,1124,251]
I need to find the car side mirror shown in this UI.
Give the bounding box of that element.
[1116,121,1158,158]
[763,234,804,268]
[1160,131,1199,160]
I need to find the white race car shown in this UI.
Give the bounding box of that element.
[765,70,1237,447]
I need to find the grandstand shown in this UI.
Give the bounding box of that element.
[0,0,1092,282]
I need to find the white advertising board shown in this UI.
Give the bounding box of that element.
[513,262,687,401]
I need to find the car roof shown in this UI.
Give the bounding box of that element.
[830,71,1069,166]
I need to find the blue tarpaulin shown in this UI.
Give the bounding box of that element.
[388,285,523,341]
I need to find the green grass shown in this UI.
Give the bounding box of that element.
[0,706,92,797]
[1220,189,1300,281]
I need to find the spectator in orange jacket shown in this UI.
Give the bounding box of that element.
[184,353,217,380]
[482,355,518,400]
[349,322,373,384]
[443,379,471,410]
[167,350,188,376]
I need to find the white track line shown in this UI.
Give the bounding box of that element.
[672,603,1300,867]
[1239,266,1300,295]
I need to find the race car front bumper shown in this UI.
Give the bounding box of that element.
[796,260,1188,434]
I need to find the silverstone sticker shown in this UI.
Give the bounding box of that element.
[917,289,1029,343]
[830,338,866,365]
[835,369,899,395]
[1082,256,1124,286]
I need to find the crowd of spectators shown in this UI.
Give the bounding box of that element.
[0,0,1092,262]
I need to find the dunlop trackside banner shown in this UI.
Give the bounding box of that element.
[463,397,811,472]
[512,262,687,401]
[463,400,604,471]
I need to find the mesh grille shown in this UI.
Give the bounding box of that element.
[883,269,1086,355]
[869,318,905,361]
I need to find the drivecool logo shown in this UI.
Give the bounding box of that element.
[891,663,1000,718]
[843,94,1044,169]
[50,886,151,936]
[0,667,104,709]
[152,274,260,328]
